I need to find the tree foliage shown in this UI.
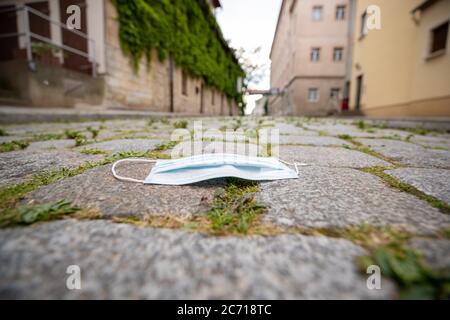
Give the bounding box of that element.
[235,46,268,89]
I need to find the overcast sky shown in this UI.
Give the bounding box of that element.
[216,0,282,113]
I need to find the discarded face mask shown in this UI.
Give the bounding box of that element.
[111,153,307,185]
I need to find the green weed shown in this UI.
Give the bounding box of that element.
[0,199,80,228]
[0,140,29,153]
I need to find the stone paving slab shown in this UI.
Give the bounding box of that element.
[273,124,318,136]
[170,141,262,158]
[2,121,106,136]
[95,130,124,141]
[193,120,232,131]
[303,123,412,139]
[386,168,450,204]
[0,150,103,187]
[0,220,394,299]
[278,146,391,168]
[2,120,161,138]
[75,139,165,154]
[100,120,151,131]
[356,139,450,169]
[26,139,75,151]
[278,135,351,146]
[201,131,249,142]
[408,238,450,270]
[23,164,224,218]
[0,136,28,144]
[105,129,174,140]
[256,167,450,234]
[409,135,450,150]
[363,118,450,132]
[258,128,319,143]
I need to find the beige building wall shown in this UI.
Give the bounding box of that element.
[410,0,450,110]
[270,0,351,115]
[349,0,450,117]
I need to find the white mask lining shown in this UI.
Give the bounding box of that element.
[111,157,308,184]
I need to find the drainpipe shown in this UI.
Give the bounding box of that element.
[169,53,174,113]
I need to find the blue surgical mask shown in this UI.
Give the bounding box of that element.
[111,153,307,185]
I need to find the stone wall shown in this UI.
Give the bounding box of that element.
[104,0,169,111]
[103,0,237,115]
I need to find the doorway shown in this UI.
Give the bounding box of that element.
[355,74,363,110]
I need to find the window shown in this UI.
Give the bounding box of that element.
[308,88,319,102]
[312,6,323,21]
[430,21,449,55]
[182,71,188,96]
[336,5,346,20]
[311,47,320,62]
[360,11,368,37]
[333,47,343,61]
[330,88,341,99]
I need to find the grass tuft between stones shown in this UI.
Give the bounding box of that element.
[86,127,100,139]
[153,141,179,151]
[287,224,450,300]
[64,129,89,147]
[79,148,108,155]
[31,132,65,141]
[361,166,450,214]
[0,199,81,228]
[207,178,266,235]
[352,145,397,164]
[113,178,267,236]
[173,120,188,129]
[0,140,29,153]
[340,225,450,300]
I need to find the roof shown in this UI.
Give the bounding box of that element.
[270,0,287,59]
[209,0,222,9]
[411,0,439,13]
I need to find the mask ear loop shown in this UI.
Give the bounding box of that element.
[279,159,309,175]
[111,158,158,183]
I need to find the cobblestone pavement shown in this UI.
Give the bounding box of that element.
[0,116,449,299]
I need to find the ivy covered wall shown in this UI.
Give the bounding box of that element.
[112,0,245,104]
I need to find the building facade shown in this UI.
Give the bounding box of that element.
[349,0,450,117]
[0,0,241,115]
[269,0,352,116]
